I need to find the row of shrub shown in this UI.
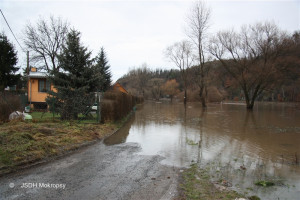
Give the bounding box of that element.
[100,91,143,123]
[0,90,143,123]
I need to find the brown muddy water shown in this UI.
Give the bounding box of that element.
[104,101,300,200]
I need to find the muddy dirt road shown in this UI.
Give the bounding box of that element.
[0,142,179,200]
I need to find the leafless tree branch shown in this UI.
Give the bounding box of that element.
[23,16,69,72]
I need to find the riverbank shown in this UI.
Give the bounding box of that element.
[0,116,130,176]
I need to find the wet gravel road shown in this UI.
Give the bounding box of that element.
[0,142,179,200]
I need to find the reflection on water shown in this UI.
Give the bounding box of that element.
[104,114,135,145]
[104,102,300,199]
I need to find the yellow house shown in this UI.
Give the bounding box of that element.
[27,67,56,109]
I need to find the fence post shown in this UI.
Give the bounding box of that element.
[52,101,55,121]
[97,92,101,123]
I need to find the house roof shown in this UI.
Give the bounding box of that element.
[112,82,128,94]
[28,71,48,78]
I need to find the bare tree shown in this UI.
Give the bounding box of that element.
[164,40,195,105]
[161,79,180,102]
[186,0,211,107]
[136,63,151,98]
[23,16,69,72]
[148,78,164,101]
[117,64,152,98]
[209,21,288,109]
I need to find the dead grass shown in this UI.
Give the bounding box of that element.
[0,120,118,173]
[178,164,245,200]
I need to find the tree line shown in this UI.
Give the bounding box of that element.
[118,64,181,101]
[164,1,300,109]
[119,1,300,109]
[119,20,300,107]
[119,43,300,106]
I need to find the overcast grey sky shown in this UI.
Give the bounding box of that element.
[1,0,299,81]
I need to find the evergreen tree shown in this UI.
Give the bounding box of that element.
[94,47,112,91]
[46,29,102,120]
[0,33,20,90]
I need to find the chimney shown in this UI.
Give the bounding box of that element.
[31,67,37,72]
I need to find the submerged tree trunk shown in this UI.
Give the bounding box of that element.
[246,102,254,110]
[199,88,206,108]
[245,87,260,110]
[199,79,207,108]
[184,89,187,105]
[243,87,254,110]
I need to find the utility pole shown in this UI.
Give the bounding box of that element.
[27,51,32,108]
[27,51,29,74]
[96,91,101,123]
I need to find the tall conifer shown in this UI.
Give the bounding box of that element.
[47,29,102,120]
[0,33,19,90]
[94,47,111,92]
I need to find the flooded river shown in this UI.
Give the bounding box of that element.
[104,101,300,200]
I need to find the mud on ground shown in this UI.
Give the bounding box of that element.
[0,142,179,200]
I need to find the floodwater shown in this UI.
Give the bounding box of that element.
[104,101,300,200]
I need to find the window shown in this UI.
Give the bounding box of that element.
[38,79,51,92]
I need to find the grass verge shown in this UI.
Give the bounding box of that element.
[178,164,246,200]
[0,115,130,175]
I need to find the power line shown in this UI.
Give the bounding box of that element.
[0,8,26,52]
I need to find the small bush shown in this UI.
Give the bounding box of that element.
[249,196,261,200]
[207,86,223,103]
[177,89,201,102]
[177,88,223,103]
[255,180,275,187]
[100,91,143,123]
[0,92,22,122]
[103,91,118,101]
[101,100,115,122]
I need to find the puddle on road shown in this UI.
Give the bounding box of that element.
[104,102,300,199]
